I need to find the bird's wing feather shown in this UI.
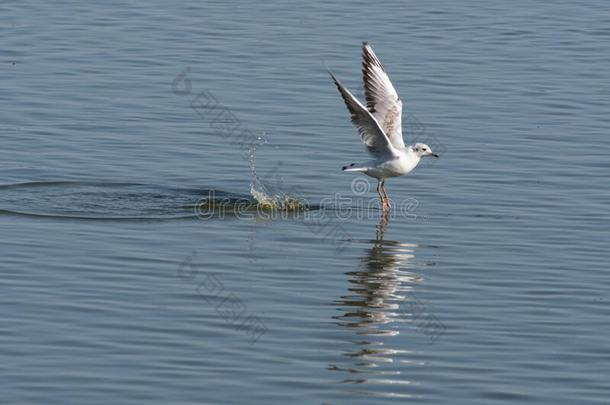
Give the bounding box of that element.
[330,72,398,158]
[361,42,405,150]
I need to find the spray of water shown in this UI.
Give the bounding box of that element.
[247,137,308,211]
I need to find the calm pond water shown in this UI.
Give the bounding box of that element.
[1,1,609,404]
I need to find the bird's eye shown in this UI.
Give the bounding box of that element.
[423,148,427,151]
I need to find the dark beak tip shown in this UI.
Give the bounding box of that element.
[432,154,440,158]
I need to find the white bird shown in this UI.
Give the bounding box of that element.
[330,42,438,210]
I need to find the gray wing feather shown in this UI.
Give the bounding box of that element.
[330,72,397,158]
[362,42,405,150]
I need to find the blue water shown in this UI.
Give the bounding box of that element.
[2,1,609,403]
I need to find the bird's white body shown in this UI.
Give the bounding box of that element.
[331,42,438,209]
[344,147,421,179]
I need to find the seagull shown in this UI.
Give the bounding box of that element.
[330,42,438,211]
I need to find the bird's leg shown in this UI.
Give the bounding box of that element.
[378,180,388,211]
[376,180,385,210]
[380,179,391,209]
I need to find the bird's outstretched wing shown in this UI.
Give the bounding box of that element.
[330,72,398,158]
[361,42,405,150]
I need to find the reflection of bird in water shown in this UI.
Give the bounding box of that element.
[329,211,424,393]
[334,211,420,331]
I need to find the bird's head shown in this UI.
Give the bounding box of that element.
[412,143,439,158]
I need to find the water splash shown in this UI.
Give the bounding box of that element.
[247,134,270,201]
[247,137,308,211]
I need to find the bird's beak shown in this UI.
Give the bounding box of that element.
[431,153,439,158]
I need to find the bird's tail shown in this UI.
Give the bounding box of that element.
[342,163,367,172]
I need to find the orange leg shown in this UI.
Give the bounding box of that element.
[380,179,391,209]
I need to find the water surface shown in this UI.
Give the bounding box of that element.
[1,0,609,404]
